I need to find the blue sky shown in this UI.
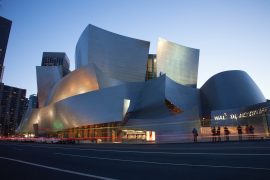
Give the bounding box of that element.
[0,0,269,98]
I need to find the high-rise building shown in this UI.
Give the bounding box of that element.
[0,83,27,136]
[0,16,12,82]
[41,52,70,76]
[28,94,38,109]
[0,17,28,136]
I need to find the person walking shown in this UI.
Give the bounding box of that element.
[192,128,198,142]
[211,127,216,142]
[224,126,230,141]
[216,126,221,142]
[237,125,243,141]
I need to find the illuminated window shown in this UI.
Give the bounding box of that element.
[165,99,182,114]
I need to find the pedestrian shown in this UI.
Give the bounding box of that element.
[211,127,216,142]
[216,126,221,142]
[245,124,250,140]
[237,125,243,141]
[192,128,198,142]
[249,125,255,140]
[224,126,230,141]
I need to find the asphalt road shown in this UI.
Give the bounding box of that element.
[1,141,270,180]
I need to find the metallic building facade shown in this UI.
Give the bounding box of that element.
[17,24,268,142]
[199,70,268,138]
[36,52,71,108]
[36,66,63,107]
[45,64,99,105]
[18,76,169,134]
[157,38,200,88]
[75,24,150,83]
[200,70,266,116]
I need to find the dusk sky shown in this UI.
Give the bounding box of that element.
[0,0,269,98]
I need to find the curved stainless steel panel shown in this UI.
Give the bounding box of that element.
[157,38,199,88]
[18,82,144,133]
[18,76,174,134]
[93,64,124,89]
[36,66,62,107]
[128,75,172,119]
[126,76,201,143]
[200,70,266,115]
[165,76,201,115]
[134,75,166,110]
[75,24,150,83]
[46,64,99,105]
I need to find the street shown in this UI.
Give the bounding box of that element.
[1,141,270,180]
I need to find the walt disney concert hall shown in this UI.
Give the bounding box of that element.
[17,24,270,143]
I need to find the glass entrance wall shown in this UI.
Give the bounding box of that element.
[56,122,122,143]
[56,125,157,143]
[121,129,156,143]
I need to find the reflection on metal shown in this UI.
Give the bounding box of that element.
[128,75,172,120]
[165,76,201,116]
[19,73,201,136]
[36,66,62,107]
[123,99,131,118]
[46,64,99,105]
[18,76,173,134]
[93,64,123,89]
[75,24,150,83]
[157,38,199,87]
[200,70,266,116]
[17,24,267,143]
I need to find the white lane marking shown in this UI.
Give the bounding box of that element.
[0,156,116,180]
[5,142,270,151]
[55,152,270,172]
[4,144,270,156]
